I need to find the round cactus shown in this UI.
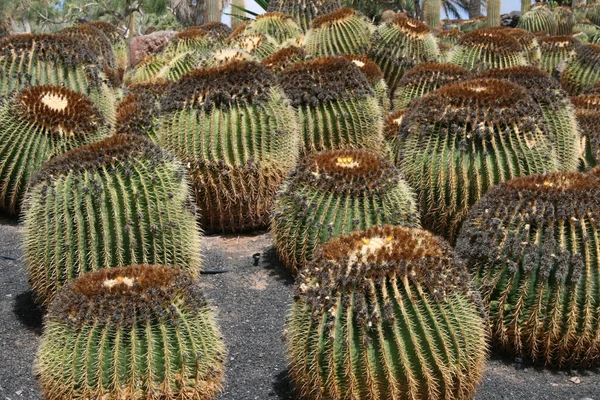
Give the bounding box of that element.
[304,8,374,58]
[35,264,225,399]
[0,85,110,215]
[503,27,542,66]
[477,66,580,172]
[396,78,559,242]
[392,62,471,112]
[456,172,600,368]
[24,134,201,306]
[369,16,440,93]
[156,60,299,233]
[586,2,600,26]
[448,28,528,72]
[192,21,233,44]
[58,24,117,69]
[340,54,390,113]
[553,6,576,35]
[537,35,579,75]
[436,29,464,61]
[124,51,201,85]
[228,32,279,61]
[244,12,303,44]
[560,43,600,95]
[459,16,488,32]
[517,2,558,35]
[573,21,599,38]
[278,56,385,155]
[87,21,129,71]
[272,149,419,275]
[267,0,342,31]
[162,29,215,57]
[261,45,306,72]
[571,94,600,170]
[285,225,488,400]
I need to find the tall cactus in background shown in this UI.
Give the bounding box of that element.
[206,0,223,22]
[522,0,531,12]
[487,0,501,27]
[231,0,246,30]
[423,0,441,29]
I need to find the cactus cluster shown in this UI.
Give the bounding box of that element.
[571,94,600,170]
[24,134,201,306]
[560,43,600,95]
[267,0,342,31]
[36,264,225,399]
[456,172,600,368]
[537,35,579,75]
[272,149,419,274]
[286,225,488,399]
[517,2,558,35]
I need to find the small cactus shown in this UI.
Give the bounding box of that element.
[286,225,488,400]
[560,43,600,95]
[35,265,225,399]
[517,2,558,35]
[244,12,303,44]
[340,54,391,113]
[267,0,342,32]
[537,35,579,75]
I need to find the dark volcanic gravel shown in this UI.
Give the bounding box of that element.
[0,217,598,400]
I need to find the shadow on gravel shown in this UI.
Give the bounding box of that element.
[262,246,295,286]
[272,370,298,400]
[0,213,19,226]
[13,290,44,335]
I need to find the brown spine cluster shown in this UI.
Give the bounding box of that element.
[261,46,306,72]
[339,54,384,86]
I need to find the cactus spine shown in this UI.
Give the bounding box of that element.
[560,43,600,95]
[537,35,579,75]
[517,2,558,35]
[244,12,303,44]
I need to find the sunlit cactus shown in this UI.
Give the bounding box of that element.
[340,54,390,113]
[272,149,420,274]
[286,225,488,400]
[448,28,528,72]
[267,0,342,31]
[228,32,279,61]
[87,21,129,70]
[456,172,600,368]
[261,45,306,72]
[397,78,559,242]
[244,12,303,44]
[561,43,600,95]
[537,35,579,74]
[553,6,576,35]
[436,29,464,61]
[305,8,374,58]
[369,16,440,93]
[517,2,558,35]
[35,265,225,399]
[392,62,471,112]
[477,66,580,171]
[571,94,600,169]
[156,61,299,233]
[24,135,201,306]
[163,28,215,57]
[586,2,600,25]
[278,56,384,154]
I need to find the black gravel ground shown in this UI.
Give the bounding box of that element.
[1,216,599,400]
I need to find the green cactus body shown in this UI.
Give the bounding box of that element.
[553,6,576,35]
[369,16,440,94]
[286,225,488,400]
[537,35,579,75]
[261,45,306,72]
[228,33,279,61]
[459,16,488,32]
[573,21,599,38]
[504,28,542,66]
[487,0,501,27]
[35,265,225,399]
[305,8,374,58]
[392,62,471,112]
[124,49,202,85]
[88,21,129,71]
[272,149,420,274]
[448,28,528,72]
[517,2,558,35]
[436,29,464,62]
[156,61,299,233]
[59,24,117,69]
[278,56,385,154]
[396,78,559,242]
[0,34,118,126]
[586,3,600,25]
[477,66,580,172]
[456,172,600,368]
[163,29,215,57]
[571,95,600,170]
[561,44,600,95]
[245,12,303,44]
[340,54,390,113]
[24,135,201,306]
[267,0,342,31]
[191,22,233,45]
[383,110,406,166]
[0,86,110,215]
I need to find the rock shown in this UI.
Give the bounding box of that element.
[129,30,176,66]
[570,376,581,384]
[501,11,523,28]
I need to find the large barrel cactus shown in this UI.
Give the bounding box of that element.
[456,172,600,368]
[503,27,542,66]
[340,54,390,113]
[560,43,600,95]
[272,149,419,275]
[537,35,579,75]
[436,29,464,61]
[115,80,171,139]
[244,12,304,44]
[369,16,440,93]
[24,135,202,306]
[87,21,129,70]
[267,0,342,31]
[261,45,306,72]
[58,24,117,69]
[392,62,471,112]
[156,61,299,233]
[571,94,600,170]
[448,28,528,72]
[35,265,225,399]
[396,78,559,242]
[553,6,576,35]
[477,66,580,172]
[286,225,488,400]
[517,2,558,35]
[278,56,384,155]
[304,8,373,58]
[0,85,110,215]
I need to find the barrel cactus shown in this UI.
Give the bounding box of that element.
[456,172,600,368]
[560,43,600,95]
[261,45,306,72]
[369,16,440,93]
[517,2,558,35]
[24,134,201,306]
[35,264,225,399]
[573,21,599,39]
[383,110,405,166]
[59,24,117,69]
[115,80,171,139]
[448,28,528,72]
[272,149,420,275]
[244,12,303,44]
[586,2,600,26]
[553,6,576,35]
[436,29,464,61]
[571,94,600,170]
[193,21,233,44]
[477,66,580,172]
[267,0,342,31]
[459,16,488,32]
[537,35,579,75]
[0,85,110,215]
[285,225,488,400]
[340,54,390,113]
[124,51,201,85]
[87,21,129,70]
[156,61,299,233]
[397,78,559,242]
[228,32,279,61]
[503,27,542,66]
[305,8,373,58]
[198,47,255,69]
[163,28,215,57]
[278,56,385,154]
[392,62,471,112]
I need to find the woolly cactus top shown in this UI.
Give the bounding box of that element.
[571,94,600,110]
[256,11,294,22]
[456,28,524,54]
[397,62,471,87]
[0,33,100,65]
[538,35,579,48]
[310,7,356,29]
[193,21,233,41]
[16,85,105,139]
[161,60,276,112]
[437,29,464,41]
[384,110,405,140]
[278,56,373,106]
[339,54,384,86]
[46,265,207,329]
[87,21,120,42]
[261,46,306,72]
[390,15,431,36]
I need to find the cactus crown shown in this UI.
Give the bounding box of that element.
[278,56,373,106]
[571,94,600,110]
[261,46,306,72]
[16,85,105,139]
[538,35,579,48]
[397,62,471,87]
[0,33,99,65]
[310,7,355,28]
[46,265,206,329]
[384,110,405,140]
[161,60,275,113]
[457,28,523,54]
[87,21,120,42]
[194,21,233,41]
[339,54,384,86]
[577,43,600,63]
[390,15,430,36]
